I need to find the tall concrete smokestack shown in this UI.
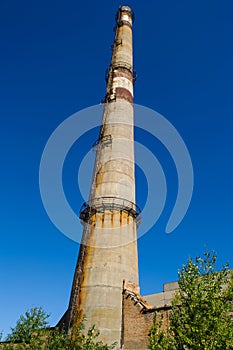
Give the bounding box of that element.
[65,6,140,347]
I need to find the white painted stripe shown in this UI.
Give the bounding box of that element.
[112,76,133,96]
[122,14,132,25]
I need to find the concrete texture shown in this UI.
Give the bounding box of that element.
[65,6,139,348]
[144,282,179,308]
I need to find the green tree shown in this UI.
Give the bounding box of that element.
[5,307,49,350]
[47,324,116,350]
[149,251,233,350]
[2,307,116,350]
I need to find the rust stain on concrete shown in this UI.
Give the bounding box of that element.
[101,213,105,228]
[111,212,114,227]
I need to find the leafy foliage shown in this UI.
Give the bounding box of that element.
[149,314,176,350]
[47,324,116,350]
[1,307,116,350]
[149,251,233,350]
[5,307,49,349]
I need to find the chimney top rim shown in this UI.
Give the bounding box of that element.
[116,5,135,23]
[120,5,133,12]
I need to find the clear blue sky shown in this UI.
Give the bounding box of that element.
[1,0,233,338]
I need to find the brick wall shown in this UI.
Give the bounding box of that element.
[122,281,171,349]
[122,291,154,349]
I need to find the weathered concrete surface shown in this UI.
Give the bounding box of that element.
[144,282,179,308]
[66,6,138,349]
